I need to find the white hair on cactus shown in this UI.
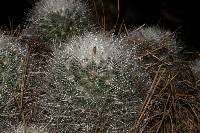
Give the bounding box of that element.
[0,32,25,54]
[125,26,181,61]
[71,33,118,65]
[140,26,165,42]
[54,32,120,67]
[32,0,87,24]
[0,32,14,49]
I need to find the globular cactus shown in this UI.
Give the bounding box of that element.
[38,32,146,132]
[0,33,25,132]
[124,26,181,65]
[25,0,91,42]
[121,26,185,85]
[0,33,23,107]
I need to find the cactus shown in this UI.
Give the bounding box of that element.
[0,34,23,107]
[0,33,25,132]
[126,26,180,64]
[37,32,145,132]
[25,0,91,42]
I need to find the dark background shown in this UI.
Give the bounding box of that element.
[0,0,199,51]
[0,0,38,30]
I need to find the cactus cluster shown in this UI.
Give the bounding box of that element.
[0,0,199,132]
